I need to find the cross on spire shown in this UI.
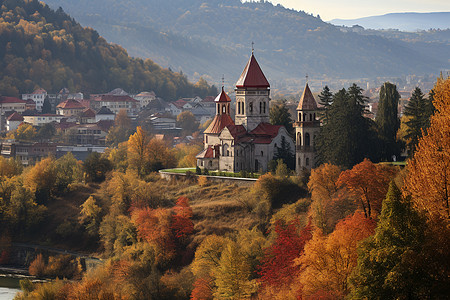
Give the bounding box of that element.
[251,41,254,54]
[306,74,309,83]
[221,74,225,90]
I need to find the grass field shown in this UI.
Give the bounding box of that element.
[161,168,260,178]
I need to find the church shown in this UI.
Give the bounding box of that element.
[196,52,298,173]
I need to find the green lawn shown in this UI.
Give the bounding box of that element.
[160,168,260,178]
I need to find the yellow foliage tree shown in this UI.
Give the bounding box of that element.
[405,76,450,222]
[8,123,37,140]
[127,126,150,177]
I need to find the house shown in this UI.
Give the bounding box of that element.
[134,91,156,108]
[197,53,294,173]
[95,106,115,122]
[190,104,213,124]
[57,99,87,117]
[79,108,97,124]
[90,94,140,117]
[167,102,182,116]
[150,114,177,130]
[66,123,108,146]
[0,140,56,165]
[6,112,24,131]
[56,145,107,161]
[25,99,36,111]
[23,112,65,126]
[0,96,27,131]
[21,88,47,111]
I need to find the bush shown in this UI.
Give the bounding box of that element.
[198,176,208,187]
[202,168,209,175]
[196,166,201,175]
[29,254,46,277]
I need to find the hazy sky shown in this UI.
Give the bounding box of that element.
[254,0,450,20]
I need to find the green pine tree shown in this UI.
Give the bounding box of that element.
[349,182,429,299]
[42,96,52,113]
[318,85,333,124]
[269,102,293,134]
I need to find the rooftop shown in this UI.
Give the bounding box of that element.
[236,53,270,88]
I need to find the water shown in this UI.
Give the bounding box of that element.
[0,277,21,300]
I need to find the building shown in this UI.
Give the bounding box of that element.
[196,53,294,173]
[294,83,320,171]
[23,112,65,126]
[22,88,47,111]
[6,112,24,131]
[56,99,87,117]
[66,123,108,146]
[79,108,97,124]
[134,91,156,108]
[95,106,115,122]
[0,96,27,131]
[90,94,140,117]
[0,140,56,165]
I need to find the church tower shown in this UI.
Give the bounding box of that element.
[295,83,320,172]
[235,52,270,131]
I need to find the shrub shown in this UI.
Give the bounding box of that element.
[198,176,208,187]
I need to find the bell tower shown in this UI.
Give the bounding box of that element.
[295,82,320,172]
[235,51,270,131]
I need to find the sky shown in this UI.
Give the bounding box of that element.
[253,0,450,20]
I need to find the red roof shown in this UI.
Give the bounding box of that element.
[26,99,36,104]
[204,114,235,134]
[0,96,26,104]
[196,146,215,159]
[297,83,318,110]
[7,112,23,121]
[214,87,231,103]
[249,123,283,144]
[225,124,247,139]
[80,108,96,118]
[173,99,188,109]
[92,95,138,103]
[236,53,270,88]
[57,99,86,109]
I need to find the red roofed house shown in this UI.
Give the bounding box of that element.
[0,96,27,131]
[6,112,24,131]
[90,94,140,117]
[56,99,87,117]
[196,52,294,173]
[294,83,320,171]
[21,88,47,111]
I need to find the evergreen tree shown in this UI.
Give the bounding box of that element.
[274,136,295,170]
[376,82,401,160]
[42,96,52,113]
[317,85,333,124]
[349,182,431,299]
[404,87,434,155]
[269,102,293,134]
[316,85,376,169]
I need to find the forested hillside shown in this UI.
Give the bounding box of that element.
[0,0,217,99]
[43,0,449,88]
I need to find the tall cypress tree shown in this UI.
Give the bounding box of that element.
[376,82,400,160]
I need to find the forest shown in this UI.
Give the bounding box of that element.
[0,76,448,299]
[0,0,217,99]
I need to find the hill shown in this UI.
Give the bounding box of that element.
[0,0,217,99]
[330,12,450,31]
[42,0,450,91]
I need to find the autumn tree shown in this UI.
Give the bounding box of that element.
[82,152,112,182]
[79,196,102,236]
[174,143,202,168]
[299,212,376,298]
[404,76,450,222]
[8,123,37,140]
[214,241,254,299]
[258,219,312,297]
[0,157,22,177]
[24,156,57,202]
[176,111,199,135]
[107,109,133,146]
[337,158,397,218]
[127,126,151,177]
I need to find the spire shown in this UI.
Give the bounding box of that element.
[215,87,231,103]
[297,83,318,110]
[235,53,270,88]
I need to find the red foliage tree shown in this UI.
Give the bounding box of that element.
[258,219,313,289]
[190,277,214,300]
[171,196,194,240]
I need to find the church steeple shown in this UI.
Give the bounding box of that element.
[235,51,270,131]
[204,86,234,134]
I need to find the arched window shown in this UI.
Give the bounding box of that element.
[242,102,245,114]
[299,113,301,121]
[305,133,310,146]
[303,114,306,121]
[310,114,313,121]
[297,132,301,145]
[260,102,262,114]
[298,157,301,166]
[222,105,226,114]
[223,144,229,156]
[261,151,264,157]
[306,157,310,166]
[237,102,240,114]
[313,113,316,120]
[263,101,266,113]
[249,102,253,113]
[209,161,212,167]
[217,104,220,113]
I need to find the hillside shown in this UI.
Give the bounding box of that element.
[42,0,450,91]
[0,0,217,99]
[331,12,450,31]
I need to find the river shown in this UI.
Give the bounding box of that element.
[0,277,20,300]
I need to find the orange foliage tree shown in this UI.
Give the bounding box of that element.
[337,159,397,218]
[298,212,376,298]
[405,76,450,222]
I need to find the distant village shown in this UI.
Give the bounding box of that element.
[0,87,218,165]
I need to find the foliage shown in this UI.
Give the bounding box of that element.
[23,157,57,202]
[54,152,83,193]
[0,0,216,98]
[337,158,397,218]
[298,212,376,298]
[176,111,199,135]
[79,196,102,236]
[318,85,333,124]
[191,235,232,279]
[316,85,378,169]
[175,143,202,168]
[403,87,434,155]
[348,182,449,299]
[269,102,293,134]
[376,82,401,160]
[404,76,450,222]
[107,110,134,147]
[274,136,295,170]
[0,157,22,177]
[7,123,37,140]
[82,152,113,182]
[258,219,312,296]
[29,254,81,279]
